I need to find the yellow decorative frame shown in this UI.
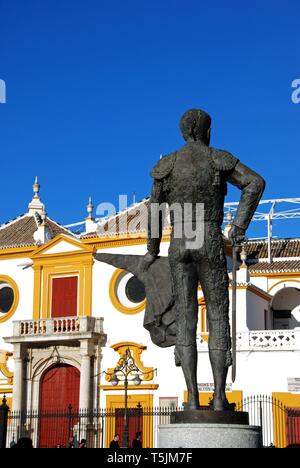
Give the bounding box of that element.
[0,351,13,385]
[105,342,155,382]
[0,275,20,324]
[109,269,146,315]
[198,298,209,343]
[30,234,94,319]
[105,393,153,448]
[268,279,300,294]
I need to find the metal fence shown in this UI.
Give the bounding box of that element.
[2,396,300,448]
[5,405,188,448]
[236,395,300,448]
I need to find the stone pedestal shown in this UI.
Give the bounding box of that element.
[159,411,262,448]
[159,423,262,448]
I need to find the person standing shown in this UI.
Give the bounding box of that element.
[132,432,142,449]
[79,438,87,448]
[109,434,120,449]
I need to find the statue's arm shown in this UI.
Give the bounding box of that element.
[227,161,266,231]
[147,178,165,257]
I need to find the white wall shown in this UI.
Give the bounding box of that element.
[0,257,34,361]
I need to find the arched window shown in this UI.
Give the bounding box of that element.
[271,287,300,330]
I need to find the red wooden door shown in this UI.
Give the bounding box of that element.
[39,364,80,448]
[115,408,143,448]
[286,408,300,446]
[51,276,78,318]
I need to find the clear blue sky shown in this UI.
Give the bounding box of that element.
[1,0,299,238]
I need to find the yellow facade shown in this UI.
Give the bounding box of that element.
[272,392,300,448]
[184,390,243,408]
[30,235,94,318]
[105,393,154,448]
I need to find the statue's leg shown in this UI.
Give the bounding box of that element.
[197,225,232,411]
[169,247,199,410]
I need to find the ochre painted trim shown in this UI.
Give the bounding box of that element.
[0,275,20,324]
[33,265,42,320]
[246,285,272,300]
[183,390,243,407]
[45,272,80,319]
[31,234,94,258]
[272,392,300,448]
[230,285,271,301]
[100,384,159,391]
[106,342,155,382]
[109,269,146,315]
[83,261,93,318]
[200,307,209,342]
[199,285,270,302]
[33,252,94,267]
[112,341,148,350]
[268,279,300,294]
[83,231,233,259]
[82,228,172,249]
[0,388,13,394]
[32,249,95,262]
[0,351,13,385]
[105,393,153,448]
[0,246,36,259]
[251,272,300,278]
[32,252,94,320]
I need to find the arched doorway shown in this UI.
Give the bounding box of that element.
[271,287,300,330]
[39,364,80,448]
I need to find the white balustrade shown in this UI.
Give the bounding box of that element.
[198,330,297,351]
[13,316,103,337]
[246,330,296,350]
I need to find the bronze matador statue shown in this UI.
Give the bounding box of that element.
[95,108,265,412]
[140,109,265,411]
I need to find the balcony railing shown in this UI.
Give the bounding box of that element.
[199,329,299,351]
[242,329,296,350]
[13,316,104,338]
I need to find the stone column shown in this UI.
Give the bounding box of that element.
[12,344,27,413]
[79,341,95,447]
[79,340,94,411]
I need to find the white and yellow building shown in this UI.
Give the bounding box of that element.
[0,179,300,447]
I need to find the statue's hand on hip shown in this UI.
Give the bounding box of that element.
[140,252,157,273]
[228,225,245,246]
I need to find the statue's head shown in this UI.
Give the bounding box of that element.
[180,109,211,145]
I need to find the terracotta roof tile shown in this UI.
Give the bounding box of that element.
[244,239,300,259]
[249,260,300,274]
[0,214,75,249]
[81,199,152,239]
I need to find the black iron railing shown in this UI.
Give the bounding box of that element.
[1,396,300,448]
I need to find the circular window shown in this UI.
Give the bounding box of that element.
[0,284,14,313]
[109,269,146,315]
[125,276,146,303]
[0,276,19,323]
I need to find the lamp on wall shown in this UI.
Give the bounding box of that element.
[105,348,150,448]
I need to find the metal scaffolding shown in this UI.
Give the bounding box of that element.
[223,198,300,263]
[65,198,300,258]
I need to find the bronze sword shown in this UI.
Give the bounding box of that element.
[231,244,238,383]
